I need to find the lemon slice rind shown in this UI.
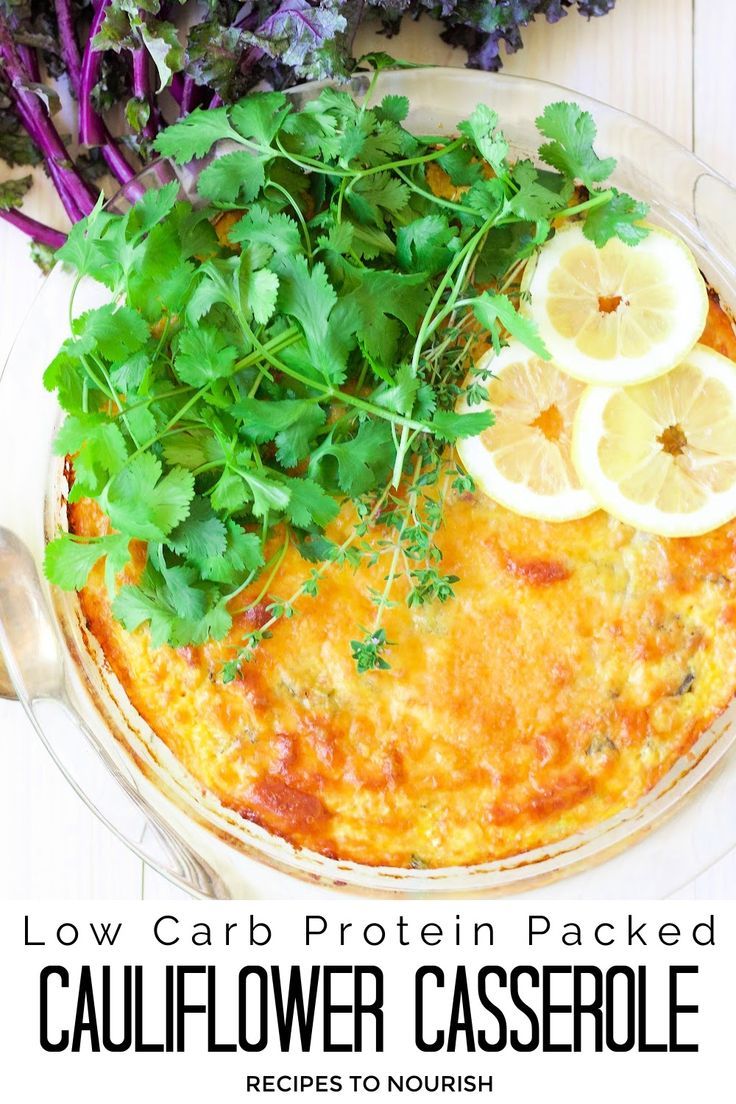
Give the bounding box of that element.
[456,343,598,523]
[572,344,736,537]
[527,223,708,387]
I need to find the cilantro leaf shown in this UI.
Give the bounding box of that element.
[153,107,236,163]
[396,214,460,276]
[125,182,180,239]
[584,190,649,247]
[174,327,239,385]
[347,172,410,228]
[508,161,570,222]
[55,415,129,500]
[101,454,194,541]
[377,95,409,124]
[373,364,420,418]
[197,150,267,207]
[230,92,290,145]
[275,255,350,382]
[341,270,430,370]
[472,292,551,359]
[55,194,115,284]
[465,178,506,219]
[243,471,291,518]
[238,254,280,325]
[232,397,326,466]
[44,533,131,591]
[430,409,494,441]
[281,475,340,529]
[458,104,509,175]
[227,205,301,254]
[73,304,149,361]
[167,499,228,564]
[536,102,616,188]
[112,558,229,648]
[199,521,264,585]
[310,421,393,496]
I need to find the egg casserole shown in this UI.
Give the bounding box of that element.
[65,294,736,869]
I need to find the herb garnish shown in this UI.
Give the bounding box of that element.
[43,84,647,677]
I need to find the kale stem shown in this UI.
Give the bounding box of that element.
[0,208,66,249]
[130,47,159,141]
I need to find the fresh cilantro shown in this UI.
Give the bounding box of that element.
[536,102,616,189]
[472,293,551,359]
[583,189,649,247]
[197,150,268,207]
[152,107,236,162]
[458,104,509,176]
[45,88,646,677]
[44,533,131,591]
[396,214,460,275]
[100,454,194,542]
[174,327,239,386]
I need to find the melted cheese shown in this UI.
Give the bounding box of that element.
[68,296,736,869]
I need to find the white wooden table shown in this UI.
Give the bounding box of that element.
[2,0,735,899]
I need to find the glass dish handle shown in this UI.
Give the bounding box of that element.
[0,527,229,898]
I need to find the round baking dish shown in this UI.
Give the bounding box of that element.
[2,68,736,899]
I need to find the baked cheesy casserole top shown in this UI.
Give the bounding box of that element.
[67,296,736,868]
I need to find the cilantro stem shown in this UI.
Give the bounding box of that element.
[116,386,196,418]
[274,136,352,178]
[421,298,476,343]
[555,188,614,220]
[393,167,479,217]
[348,137,464,189]
[265,180,312,260]
[412,216,495,375]
[265,362,432,433]
[272,133,462,186]
[123,384,211,466]
[230,534,289,615]
[233,326,301,373]
[390,216,494,487]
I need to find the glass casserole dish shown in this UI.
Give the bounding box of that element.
[2,68,736,899]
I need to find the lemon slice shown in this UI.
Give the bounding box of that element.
[456,341,597,521]
[572,344,736,536]
[526,224,708,385]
